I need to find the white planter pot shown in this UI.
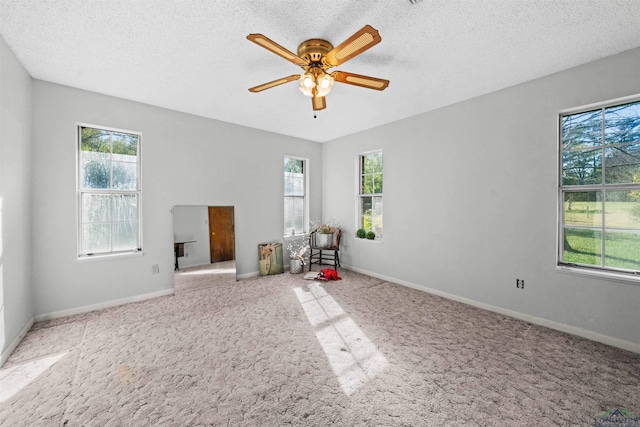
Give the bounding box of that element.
[290,258,304,274]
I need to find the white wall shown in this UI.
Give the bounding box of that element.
[324,48,640,349]
[31,81,322,316]
[0,36,33,363]
[173,205,211,269]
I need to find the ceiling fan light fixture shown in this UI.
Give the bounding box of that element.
[298,73,316,96]
[316,73,334,97]
[298,69,334,97]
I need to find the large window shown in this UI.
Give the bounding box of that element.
[284,157,306,236]
[359,151,383,239]
[559,98,640,276]
[78,124,141,258]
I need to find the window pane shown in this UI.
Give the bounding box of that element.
[363,155,373,174]
[81,128,111,154]
[604,143,640,184]
[81,129,112,189]
[284,174,294,195]
[284,157,303,173]
[112,161,137,190]
[112,221,138,251]
[561,148,602,186]
[603,230,640,270]
[373,173,383,194]
[111,132,138,156]
[563,192,602,227]
[82,194,111,222]
[605,101,640,145]
[361,196,374,232]
[604,191,640,230]
[371,153,382,173]
[561,109,602,150]
[82,223,111,254]
[563,228,601,266]
[112,194,138,222]
[284,196,303,234]
[361,196,372,229]
[293,174,303,195]
[363,175,373,194]
[284,172,304,196]
[81,159,111,189]
[293,211,304,233]
[372,196,383,236]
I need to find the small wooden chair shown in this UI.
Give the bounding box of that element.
[308,229,341,271]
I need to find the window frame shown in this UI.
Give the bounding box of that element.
[77,123,143,260]
[358,150,383,240]
[284,156,309,238]
[557,94,640,283]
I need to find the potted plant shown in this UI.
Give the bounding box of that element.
[287,239,309,274]
[356,228,366,238]
[366,231,376,240]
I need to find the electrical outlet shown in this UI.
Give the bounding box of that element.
[516,278,525,289]
[152,264,160,274]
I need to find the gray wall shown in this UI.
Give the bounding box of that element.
[30,81,322,317]
[0,36,33,362]
[2,39,639,361]
[324,48,640,349]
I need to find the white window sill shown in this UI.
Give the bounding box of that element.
[284,234,308,241]
[78,250,144,263]
[556,264,640,286]
[354,237,383,245]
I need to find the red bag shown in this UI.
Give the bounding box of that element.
[316,268,341,281]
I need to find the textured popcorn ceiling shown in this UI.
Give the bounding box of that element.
[1,0,639,142]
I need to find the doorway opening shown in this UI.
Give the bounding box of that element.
[172,205,236,294]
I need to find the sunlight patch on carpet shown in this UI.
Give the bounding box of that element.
[0,352,66,402]
[294,283,388,396]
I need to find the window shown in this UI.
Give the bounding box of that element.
[559,98,640,276]
[78,124,141,257]
[284,157,307,236]
[359,151,383,239]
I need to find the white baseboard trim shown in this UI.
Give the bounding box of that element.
[343,264,640,354]
[34,289,175,323]
[236,271,260,280]
[1,317,35,368]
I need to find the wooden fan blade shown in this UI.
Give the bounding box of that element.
[312,94,326,111]
[325,25,382,66]
[248,74,301,93]
[247,34,308,66]
[332,71,389,90]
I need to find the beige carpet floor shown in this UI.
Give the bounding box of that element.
[1,266,639,426]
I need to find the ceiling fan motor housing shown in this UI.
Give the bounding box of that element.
[297,39,334,66]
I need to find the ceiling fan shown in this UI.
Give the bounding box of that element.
[247,25,390,111]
